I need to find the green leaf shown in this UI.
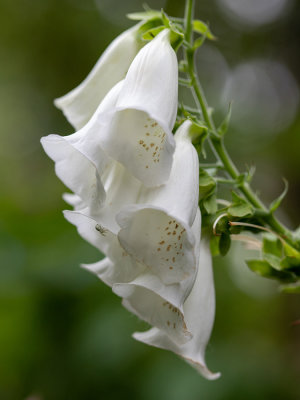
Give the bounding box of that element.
[199,169,216,199]
[210,235,220,256]
[227,192,254,218]
[246,259,297,283]
[280,281,300,294]
[193,36,206,50]
[142,26,165,41]
[263,234,282,258]
[262,234,283,270]
[127,10,162,21]
[219,233,231,256]
[192,20,215,40]
[161,10,170,27]
[217,103,232,137]
[188,120,208,157]
[269,179,288,213]
[203,194,217,215]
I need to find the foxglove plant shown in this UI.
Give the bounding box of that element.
[41,0,300,380]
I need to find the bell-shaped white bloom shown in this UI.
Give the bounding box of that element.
[41,81,133,214]
[63,121,200,345]
[98,29,178,186]
[54,23,143,129]
[116,120,199,285]
[112,121,200,343]
[114,210,201,345]
[133,239,221,380]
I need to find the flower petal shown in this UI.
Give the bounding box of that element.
[98,29,178,186]
[41,81,124,212]
[113,209,201,345]
[114,273,192,345]
[117,206,196,284]
[133,238,221,380]
[64,210,145,285]
[116,121,199,284]
[54,23,143,129]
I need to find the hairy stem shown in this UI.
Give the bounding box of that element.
[183,0,294,245]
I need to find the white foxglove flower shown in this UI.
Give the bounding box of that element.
[114,210,201,345]
[116,120,199,285]
[55,24,143,129]
[133,239,221,380]
[63,121,200,345]
[41,81,124,213]
[98,28,178,186]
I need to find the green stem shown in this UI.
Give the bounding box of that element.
[183,0,294,245]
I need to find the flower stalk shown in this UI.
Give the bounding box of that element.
[183,0,296,248]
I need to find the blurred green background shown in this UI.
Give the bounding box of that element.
[1,0,300,399]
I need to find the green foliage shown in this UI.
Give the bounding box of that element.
[199,169,216,199]
[228,192,254,218]
[219,233,231,256]
[269,179,288,213]
[217,103,232,137]
[203,194,217,214]
[142,26,165,41]
[127,10,162,21]
[246,260,297,283]
[192,20,215,40]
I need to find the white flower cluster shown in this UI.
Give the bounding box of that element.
[41,26,220,379]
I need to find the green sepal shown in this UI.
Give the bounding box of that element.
[246,259,297,283]
[193,36,206,50]
[235,166,256,187]
[203,194,217,215]
[160,10,184,50]
[127,10,162,21]
[199,169,216,199]
[138,18,164,38]
[280,281,300,294]
[142,26,165,41]
[227,192,254,217]
[188,119,208,157]
[217,103,232,137]
[192,20,215,40]
[269,179,288,214]
[219,233,231,256]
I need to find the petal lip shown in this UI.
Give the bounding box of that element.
[130,238,220,380]
[118,290,192,346]
[116,203,197,285]
[40,134,107,211]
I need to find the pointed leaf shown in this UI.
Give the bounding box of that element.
[219,233,231,256]
[199,169,216,199]
[127,10,162,21]
[246,259,297,283]
[228,192,254,217]
[217,103,232,137]
[269,179,288,213]
[203,194,217,215]
[192,20,215,40]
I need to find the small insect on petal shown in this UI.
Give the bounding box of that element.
[95,224,108,236]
